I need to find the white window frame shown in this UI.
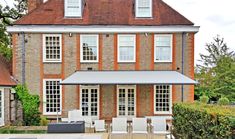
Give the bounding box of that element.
[80,34,99,63]
[136,0,152,18]
[154,85,172,115]
[0,88,4,126]
[117,34,136,63]
[64,0,82,18]
[80,85,100,120]
[117,85,136,118]
[43,34,62,63]
[154,34,173,63]
[43,79,62,115]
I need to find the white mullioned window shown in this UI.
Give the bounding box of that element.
[80,35,99,62]
[64,0,82,17]
[43,79,62,115]
[43,34,62,63]
[117,85,136,118]
[154,34,173,62]
[154,85,172,114]
[118,35,136,62]
[80,85,99,120]
[136,0,152,18]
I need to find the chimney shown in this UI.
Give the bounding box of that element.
[27,0,44,13]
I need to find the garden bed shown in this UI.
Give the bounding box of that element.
[0,126,47,134]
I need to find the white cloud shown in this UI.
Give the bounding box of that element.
[163,0,235,64]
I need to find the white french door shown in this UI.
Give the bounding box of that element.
[80,85,99,120]
[117,85,136,118]
[0,88,4,126]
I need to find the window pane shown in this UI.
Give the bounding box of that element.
[155,85,170,113]
[45,80,61,113]
[138,7,151,17]
[156,47,171,61]
[118,35,135,61]
[155,35,171,61]
[137,0,151,17]
[82,35,98,61]
[44,35,61,62]
[138,0,150,7]
[65,0,81,17]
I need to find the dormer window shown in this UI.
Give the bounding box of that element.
[65,0,82,17]
[136,0,152,18]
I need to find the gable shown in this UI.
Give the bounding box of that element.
[15,0,193,25]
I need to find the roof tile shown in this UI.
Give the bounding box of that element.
[0,56,16,86]
[15,0,193,25]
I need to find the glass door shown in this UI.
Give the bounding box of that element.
[80,86,99,120]
[117,85,136,118]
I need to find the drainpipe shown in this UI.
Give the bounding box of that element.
[181,32,186,102]
[21,32,26,84]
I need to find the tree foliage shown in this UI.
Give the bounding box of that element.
[0,0,27,60]
[15,84,41,126]
[195,35,235,102]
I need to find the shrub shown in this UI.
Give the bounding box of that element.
[173,103,235,139]
[200,95,209,104]
[15,85,41,126]
[40,116,49,126]
[218,97,230,105]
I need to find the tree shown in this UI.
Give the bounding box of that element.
[195,35,235,102]
[211,56,235,101]
[198,35,235,69]
[0,0,27,60]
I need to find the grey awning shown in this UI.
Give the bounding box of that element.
[61,71,197,85]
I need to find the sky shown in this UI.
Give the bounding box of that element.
[163,0,235,64]
[1,0,235,64]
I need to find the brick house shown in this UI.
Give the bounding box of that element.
[0,56,17,126]
[7,0,199,121]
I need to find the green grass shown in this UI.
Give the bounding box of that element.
[0,127,46,134]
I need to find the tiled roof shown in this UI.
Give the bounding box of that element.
[0,56,16,86]
[15,0,193,25]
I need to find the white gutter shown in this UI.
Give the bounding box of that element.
[7,25,199,33]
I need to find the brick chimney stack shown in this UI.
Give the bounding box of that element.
[27,0,44,13]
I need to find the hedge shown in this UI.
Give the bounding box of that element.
[173,103,235,139]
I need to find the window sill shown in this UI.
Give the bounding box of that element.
[118,61,136,64]
[154,61,172,63]
[43,113,62,116]
[43,61,62,64]
[153,112,172,115]
[80,61,99,64]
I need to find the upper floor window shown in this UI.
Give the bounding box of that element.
[65,0,82,17]
[43,34,62,63]
[136,0,152,18]
[80,35,99,63]
[154,34,172,62]
[118,35,136,62]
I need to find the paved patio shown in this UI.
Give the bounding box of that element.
[0,133,166,139]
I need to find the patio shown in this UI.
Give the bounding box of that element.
[0,133,166,139]
[0,125,168,139]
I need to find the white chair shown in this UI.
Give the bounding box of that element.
[82,117,95,132]
[68,109,82,122]
[151,117,174,139]
[131,118,148,139]
[111,118,128,139]
[151,117,170,134]
[94,120,106,132]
